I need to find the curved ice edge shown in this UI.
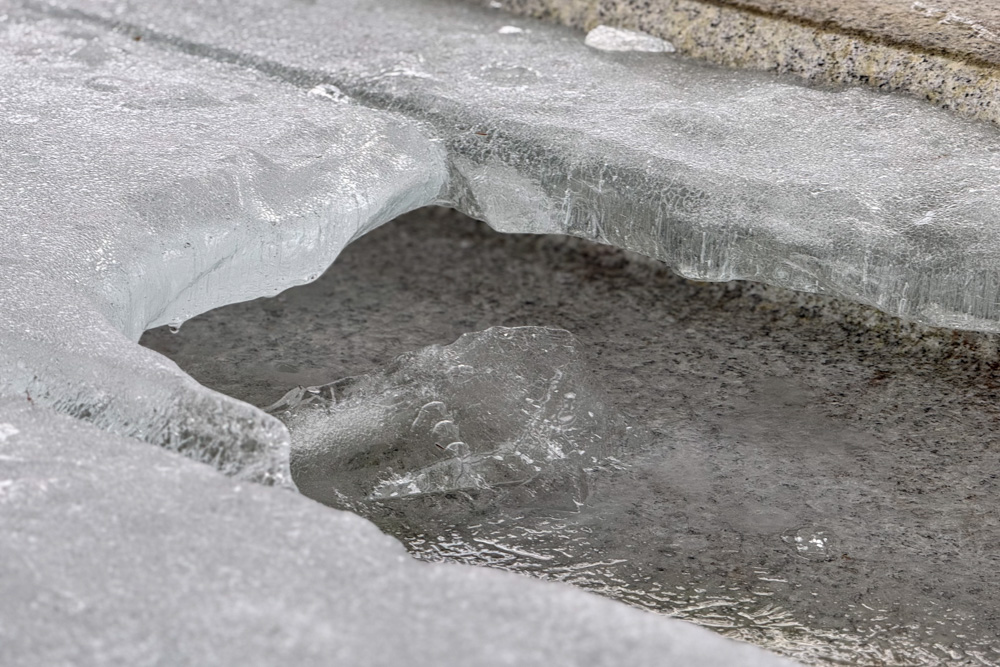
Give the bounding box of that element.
[4,0,1000,484]
[30,0,1000,334]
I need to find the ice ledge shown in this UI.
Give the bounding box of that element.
[4,1,1000,473]
[28,0,1000,332]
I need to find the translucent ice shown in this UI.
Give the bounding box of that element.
[0,397,793,667]
[0,7,446,479]
[271,327,642,510]
[35,0,1000,334]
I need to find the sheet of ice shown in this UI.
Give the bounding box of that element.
[31,0,1000,334]
[6,0,1000,471]
[270,326,643,510]
[0,398,793,667]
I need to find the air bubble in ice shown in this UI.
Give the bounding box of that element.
[307,83,351,104]
[781,526,839,561]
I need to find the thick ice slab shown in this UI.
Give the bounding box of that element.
[0,398,793,667]
[6,0,1000,465]
[0,8,446,478]
[33,0,1000,332]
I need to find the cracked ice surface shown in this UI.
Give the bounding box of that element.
[5,0,1000,471]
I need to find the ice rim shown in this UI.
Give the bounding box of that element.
[3,0,1000,482]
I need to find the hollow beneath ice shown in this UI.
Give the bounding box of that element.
[5,0,1000,476]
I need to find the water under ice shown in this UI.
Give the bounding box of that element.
[270,326,643,511]
[4,0,1000,479]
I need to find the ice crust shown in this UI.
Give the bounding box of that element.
[1,0,985,662]
[4,1,1000,481]
[0,7,446,479]
[0,398,794,667]
[272,326,641,510]
[33,0,1000,332]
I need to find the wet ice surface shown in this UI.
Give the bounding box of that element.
[271,326,642,510]
[143,210,1000,666]
[6,0,1000,660]
[0,5,446,479]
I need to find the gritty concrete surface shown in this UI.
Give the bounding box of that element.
[143,208,1000,665]
[470,0,1000,125]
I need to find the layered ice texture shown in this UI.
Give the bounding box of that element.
[4,0,1000,485]
[273,326,642,510]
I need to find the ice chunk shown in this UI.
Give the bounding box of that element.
[269,327,643,509]
[585,25,676,53]
[0,8,446,478]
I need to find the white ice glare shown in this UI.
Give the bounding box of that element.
[584,25,676,52]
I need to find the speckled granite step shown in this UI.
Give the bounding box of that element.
[478,0,1000,124]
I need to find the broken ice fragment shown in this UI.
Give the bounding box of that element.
[270,327,643,509]
[584,25,676,53]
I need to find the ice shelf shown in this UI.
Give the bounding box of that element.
[0,6,447,480]
[2,0,992,662]
[29,0,1000,333]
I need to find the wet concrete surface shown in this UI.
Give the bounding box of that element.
[142,207,1000,665]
